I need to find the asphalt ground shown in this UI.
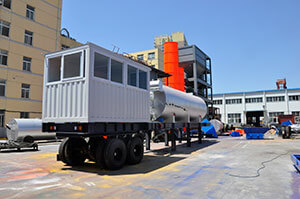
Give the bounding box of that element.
[0,136,299,199]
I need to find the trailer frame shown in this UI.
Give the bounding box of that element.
[43,121,204,170]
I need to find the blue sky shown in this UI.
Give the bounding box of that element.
[61,0,300,93]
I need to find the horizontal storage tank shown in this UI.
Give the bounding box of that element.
[6,119,56,142]
[150,80,207,123]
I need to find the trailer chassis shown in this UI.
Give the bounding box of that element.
[43,121,204,170]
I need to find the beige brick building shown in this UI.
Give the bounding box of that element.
[0,0,81,136]
[129,32,188,73]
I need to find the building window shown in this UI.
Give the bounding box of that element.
[139,70,147,90]
[24,30,33,45]
[269,112,284,123]
[26,5,35,20]
[292,111,300,116]
[228,113,241,124]
[213,100,222,105]
[0,0,11,9]
[148,52,155,60]
[127,65,137,87]
[266,96,285,102]
[0,110,4,127]
[20,112,29,118]
[0,49,8,65]
[0,80,6,96]
[94,52,109,79]
[269,112,284,117]
[137,54,144,61]
[23,56,32,72]
[289,95,300,101]
[21,83,30,99]
[0,20,10,37]
[245,97,263,103]
[225,98,242,104]
[111,59,123,84]
[61,44,70,50]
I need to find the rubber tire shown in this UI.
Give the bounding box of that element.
[104,139,127,170]
[281,126,286,139]
[23,136,34,143]
[58,138,69,164]
[127,136,144,165]
[286,126,291,139]
[95,139,107,169]
[64,137,88,166]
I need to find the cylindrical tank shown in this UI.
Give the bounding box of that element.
[210,119,223,135]
[6,119,56,142]
[150,80,207,123]
[164,42,185,92]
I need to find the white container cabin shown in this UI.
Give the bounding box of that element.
[43,43,151,124]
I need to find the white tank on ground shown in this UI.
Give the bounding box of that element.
[150,80,207,123]
[6,119,56,142]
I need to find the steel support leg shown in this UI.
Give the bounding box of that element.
[171,125,176,151]
[164,131,169,146]
[187,123,191,147]
[198,123,202,144]
[145,131,151,150]
[178,129,182,143]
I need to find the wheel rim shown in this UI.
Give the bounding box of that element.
[133,144,142,157]
[113,148,123,161]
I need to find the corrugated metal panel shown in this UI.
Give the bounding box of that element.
[43,80,88,122]
[89,80,150,122]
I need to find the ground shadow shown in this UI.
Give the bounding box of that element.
[62,139,219,175]
[0,148,39,153]
[150,139,219,155]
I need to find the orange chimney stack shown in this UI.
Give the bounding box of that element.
[164,42,185,91]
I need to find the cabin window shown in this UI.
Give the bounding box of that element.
[139,70,147,89]
[63,52,81,79]
[127,65,137,87]
[111,59,123,83]
[94,52,109,79]
[48,56,61,82]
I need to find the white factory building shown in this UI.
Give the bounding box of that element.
[212,88,300,126]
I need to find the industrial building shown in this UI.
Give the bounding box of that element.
[212,88,300,126]
[0,0,81,137]
[130,32,213,108]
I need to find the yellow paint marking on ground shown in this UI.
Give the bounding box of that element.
[67,185,86,191]
[99,184,113,188]
[250,139,293,145]
[70,192,85,198]
[48,167,70,174]
[31,153,57,159]
[74,174,97,182]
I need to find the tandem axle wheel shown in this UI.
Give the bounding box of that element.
[58,135,145,170]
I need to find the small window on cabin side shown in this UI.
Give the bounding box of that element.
[48,56,61,82]
[94,52,108,79]
[127,65,137,87]
[139,70,147,90]
[111,59,123,83]
[63,52,81,79]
